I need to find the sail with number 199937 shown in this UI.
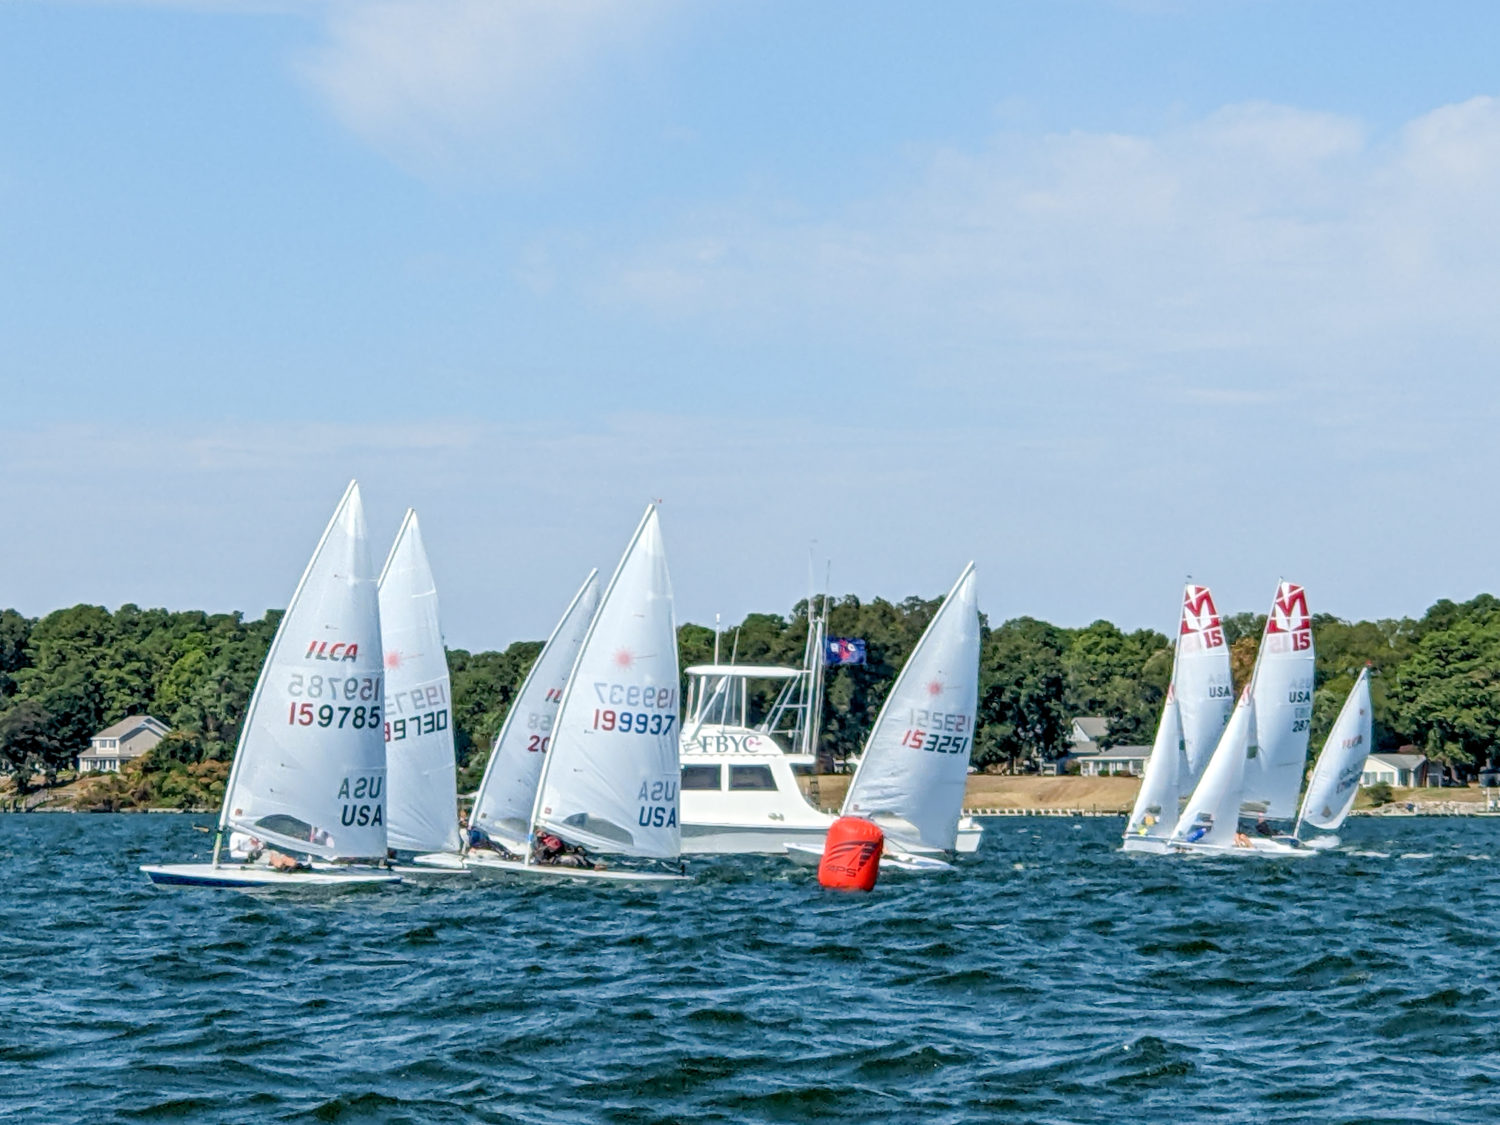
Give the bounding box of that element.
[532,505,682,863]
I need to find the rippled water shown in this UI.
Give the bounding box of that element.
[3,814,1499,1123]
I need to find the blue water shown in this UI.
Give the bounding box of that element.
[2,814,1498,1123]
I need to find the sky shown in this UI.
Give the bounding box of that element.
[4,0,1500,648]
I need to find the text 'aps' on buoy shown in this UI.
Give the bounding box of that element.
[817,816,883,891]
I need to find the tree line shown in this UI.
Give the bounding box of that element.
[0,591,1496,806]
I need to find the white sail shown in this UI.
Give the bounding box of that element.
[843,563,980,852]
[1298,667,1373,832]
[534,506,680,858]
[1243,581,1316,818]
[1174,583,1235,786]
[1171,687,1254,849]
[220,481,388,860]
[377,510,460,855]
[1124,687,1182,842]
[471,570,601,848]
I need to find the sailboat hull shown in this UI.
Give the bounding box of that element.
[140,863,402,888]
[461,853,688,882]
[783,842,953,872]
[1120,836,1172,854]
[1168,839,1318,859]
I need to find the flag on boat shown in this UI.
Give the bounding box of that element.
[825,637,866,666]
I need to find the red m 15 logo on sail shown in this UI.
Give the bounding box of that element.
[544,688,563,704]
[1266,583,1312,649]
[1181,585,1225,648]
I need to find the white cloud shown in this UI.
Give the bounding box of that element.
[298,0,672,177]
[587,97,1500,395]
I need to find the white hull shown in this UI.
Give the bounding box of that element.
[461,853,688,882]
[783,842,953,872]
[390,853,472,879]
[685,817,982,856]
[1120,836,1172,854]
[1168,838,1318,859]
[141,863,401,888]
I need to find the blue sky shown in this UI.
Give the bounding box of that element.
[4,0,1500,647]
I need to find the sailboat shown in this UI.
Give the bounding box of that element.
[461,569,600,871]
[785,562,982,871]
[1277,666,1374,850]
[1122,583,1234,853]
[460,505,687,882]
[1169,581,1317,857]
[142,482,400,888]
[377,510,469,876]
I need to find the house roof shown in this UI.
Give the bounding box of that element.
[1369,752,1426,770]
[89,715,169,742]
[1071,744,1151,760]
[1071,717,1110,740]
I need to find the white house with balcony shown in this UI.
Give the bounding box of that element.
[77,715,170,773]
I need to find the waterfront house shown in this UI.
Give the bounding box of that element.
[1069,717,1110,752]
[1074,745,1152,778]
[77,715,170,773]
[1360,752,1429,789]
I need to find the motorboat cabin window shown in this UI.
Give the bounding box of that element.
[681,764,723,791]
[728,765,777,791]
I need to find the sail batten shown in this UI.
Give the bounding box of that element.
[842,563,980,853]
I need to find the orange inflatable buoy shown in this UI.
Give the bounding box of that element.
[817,816,883,891]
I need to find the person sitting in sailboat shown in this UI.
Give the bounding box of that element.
[532,831,595,869]
[1183,812,1212,844]
[466,824,521,861]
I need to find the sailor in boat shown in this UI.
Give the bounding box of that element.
[1183,812,1212,844]
[466,823,522,861]
[1133,810,1160,836]
[531,831,596,869]
[1253,812,1276,837]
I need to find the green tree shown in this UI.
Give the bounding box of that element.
[976,617,1070,771]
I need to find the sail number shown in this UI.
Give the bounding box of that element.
[288,703,382,729]
[386,709,449,742]
[910,709,970,732]
[592,710,677,736]
[592,683,677,710]
[287,673,381,701]
[900,730,971,755]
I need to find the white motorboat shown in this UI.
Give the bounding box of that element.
[142,481,398,890]
[678,663,839,854]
